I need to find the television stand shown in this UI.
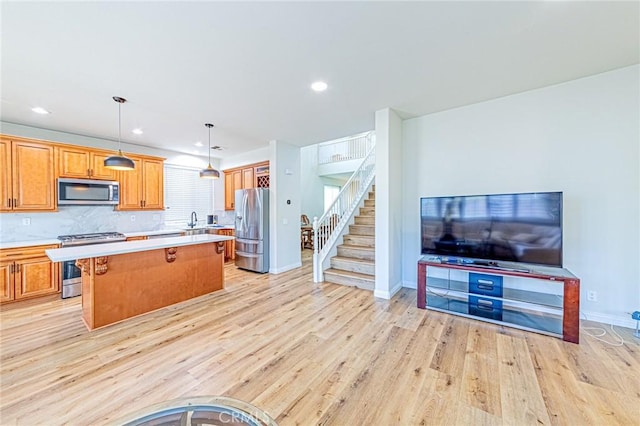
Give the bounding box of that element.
[417,256,580,343]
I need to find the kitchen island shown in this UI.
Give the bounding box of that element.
[46,234,233,330]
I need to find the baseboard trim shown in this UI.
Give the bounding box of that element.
[374,280,403,300]
[270,262,302,274]
[402,280,417,290]
[580,311,635,329]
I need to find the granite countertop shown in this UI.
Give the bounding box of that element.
[46,234,234,262]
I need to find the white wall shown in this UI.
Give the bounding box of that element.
[269,140,302,273]
[374,108,404,299]
[401,65,640,327]
[220,147,270,170]
[299,145,324,221]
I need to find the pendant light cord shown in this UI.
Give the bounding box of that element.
[118,101,122,152]
[205,123,214,167]
[112,96,127,154]
[208,125,212,165]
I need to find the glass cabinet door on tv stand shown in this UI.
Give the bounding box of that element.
[416,256,580,343]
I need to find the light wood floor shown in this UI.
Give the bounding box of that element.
[1,253,639,425]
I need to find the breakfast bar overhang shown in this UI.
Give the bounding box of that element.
[46,234,234,330]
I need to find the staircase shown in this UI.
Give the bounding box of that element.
[323,187,375,290]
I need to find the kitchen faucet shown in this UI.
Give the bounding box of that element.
[188,211,198,228]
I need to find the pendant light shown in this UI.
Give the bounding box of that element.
[200,123,220,179]
[104,96,135,171]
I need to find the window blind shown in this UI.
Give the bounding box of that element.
[164,165,214,225]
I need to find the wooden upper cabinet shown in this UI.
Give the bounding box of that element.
[118,157,143,210]
[0,139,10,212]
[117,156,164,210]
[142,158,164,210]
[224,170,239,210]
[57,145,118,181]
[0,134,164,213]
[242,168,255,189]
[223,161,268,210]
[0,138,56,212]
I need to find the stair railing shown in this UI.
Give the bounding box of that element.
[313,136,375,282]
[317,131,374,165]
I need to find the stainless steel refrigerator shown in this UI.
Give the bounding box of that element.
[234,188,269,273]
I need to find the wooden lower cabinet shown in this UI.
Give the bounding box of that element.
[0,261,15,302]
[0,245,60,303]
[216,229,235,262]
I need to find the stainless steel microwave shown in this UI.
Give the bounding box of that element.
[57,178,120,205]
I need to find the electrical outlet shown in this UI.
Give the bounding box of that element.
[587,291,598,302]
[130,215,136,222]
[22,218,31,226]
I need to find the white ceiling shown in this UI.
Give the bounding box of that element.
[1,1,638,159]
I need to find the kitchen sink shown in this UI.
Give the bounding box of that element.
[182,228,217,236]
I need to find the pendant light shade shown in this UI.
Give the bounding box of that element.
[200,123,220,179]
[104,96,135,171]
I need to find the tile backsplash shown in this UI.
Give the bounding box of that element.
[0,207,164,242]
[0,208,236,243]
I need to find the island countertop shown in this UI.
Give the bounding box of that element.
[45,234,234,262]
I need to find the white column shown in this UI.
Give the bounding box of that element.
[374,108,404,299]
[269,139,302,274]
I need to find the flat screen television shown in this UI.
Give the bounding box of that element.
[420,192,562,267]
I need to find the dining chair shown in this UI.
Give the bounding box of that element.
[300,214,313,249]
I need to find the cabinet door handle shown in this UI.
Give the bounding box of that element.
[15,264,20,273]
[9,264,14,274]
[7,198,11,208]
[13,198,17,208]
[87,168,91,176]
[143,200,146,208]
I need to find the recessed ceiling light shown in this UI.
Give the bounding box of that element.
[132,128,143,135]
[195,141,203,147]
[311,81,328,92]
[31,107,50,114]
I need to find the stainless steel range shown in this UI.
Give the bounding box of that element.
[58,232,126,298]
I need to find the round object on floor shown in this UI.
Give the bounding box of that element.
[111,396,278,426]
